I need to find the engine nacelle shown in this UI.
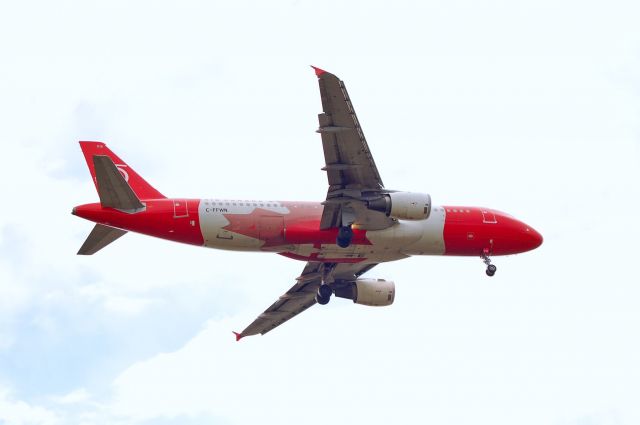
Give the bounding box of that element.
[334,278,395,307]
[367,192,431,220]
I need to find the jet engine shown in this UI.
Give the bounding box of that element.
[367,192,431,220]
[334,278,395,307]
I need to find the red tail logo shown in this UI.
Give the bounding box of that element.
[115,165,129,182]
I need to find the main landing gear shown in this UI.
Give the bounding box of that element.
[315,283,333,305]
[316,264,336,305]
[481,249,497,277]
[336,225,353,248]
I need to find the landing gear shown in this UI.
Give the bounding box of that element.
[481,249,497,277]
[336,225,353,248]
[315,283,333,305]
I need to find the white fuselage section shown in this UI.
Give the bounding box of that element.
[197,200,446,263]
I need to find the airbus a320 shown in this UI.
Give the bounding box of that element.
[72,67,543,339]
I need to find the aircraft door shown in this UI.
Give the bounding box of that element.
[482,210,497,224]
[173,200,189,218]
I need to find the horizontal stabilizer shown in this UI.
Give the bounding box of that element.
[93,155,145,212]
[77,224,127,255]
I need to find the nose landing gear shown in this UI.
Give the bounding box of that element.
[481,249,497,277]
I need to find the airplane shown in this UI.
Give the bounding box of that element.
[72,66,543,340]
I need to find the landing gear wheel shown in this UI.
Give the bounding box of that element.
[315,294,330,305]
[316,284,332,305]
[486,264,497,277]
[318,284,333,299]
[336,226,353,248]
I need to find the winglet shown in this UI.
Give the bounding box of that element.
[232,331,243,342]
[310,65,327,76]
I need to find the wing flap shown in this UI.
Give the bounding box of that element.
[315,72,384,190]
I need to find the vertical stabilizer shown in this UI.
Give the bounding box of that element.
[93,155,145,212]
[79,141,165,200]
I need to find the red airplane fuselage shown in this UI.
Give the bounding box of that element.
[73,198,542,263]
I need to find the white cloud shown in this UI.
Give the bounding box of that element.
[0,388,59,425]
[78,282,158,316]
[50,388,91,405]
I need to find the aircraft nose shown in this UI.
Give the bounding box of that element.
[523,225,543,251]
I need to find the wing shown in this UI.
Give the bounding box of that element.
[234,261,378,339]
[312,67,393,231]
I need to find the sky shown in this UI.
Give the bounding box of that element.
[1,0,639,424]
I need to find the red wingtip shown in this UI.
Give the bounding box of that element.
[232,331,243,342]
[310,65,327,76]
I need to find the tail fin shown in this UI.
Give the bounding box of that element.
[93,155,145,212]
[79,141,165,200]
